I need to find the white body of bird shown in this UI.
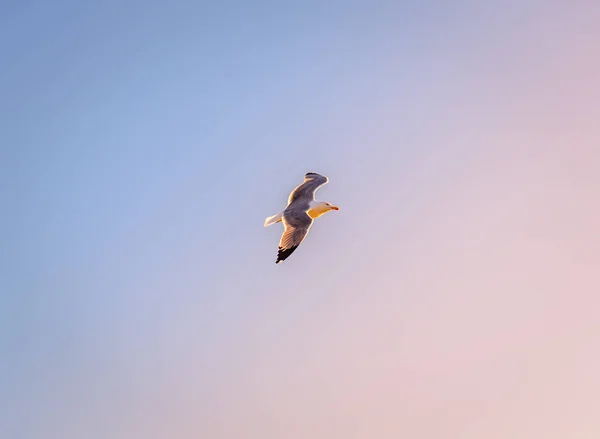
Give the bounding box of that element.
[264,201,336,227]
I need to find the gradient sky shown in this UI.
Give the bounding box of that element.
[2,1,599,438]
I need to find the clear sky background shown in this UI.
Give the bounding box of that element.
[2,1,599,438]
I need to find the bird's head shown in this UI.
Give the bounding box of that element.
[308,201,339,218]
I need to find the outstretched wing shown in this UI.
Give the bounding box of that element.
[287,172,329,206]
[276,209,313,264]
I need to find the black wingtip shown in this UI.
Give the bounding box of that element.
[276,246,299,264]
[305,172,319,177]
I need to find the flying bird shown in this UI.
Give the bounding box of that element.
[264,172,339,264]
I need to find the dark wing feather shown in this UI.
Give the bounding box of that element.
[276,209,313,264]
[287,173,329,206]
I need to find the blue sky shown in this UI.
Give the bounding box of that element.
[2,1,600,438]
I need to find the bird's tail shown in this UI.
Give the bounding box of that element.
[264,212,283,227]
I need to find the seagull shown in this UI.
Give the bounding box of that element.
[264,172,339,264]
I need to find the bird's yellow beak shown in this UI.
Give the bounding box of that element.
[331,205,339,210]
